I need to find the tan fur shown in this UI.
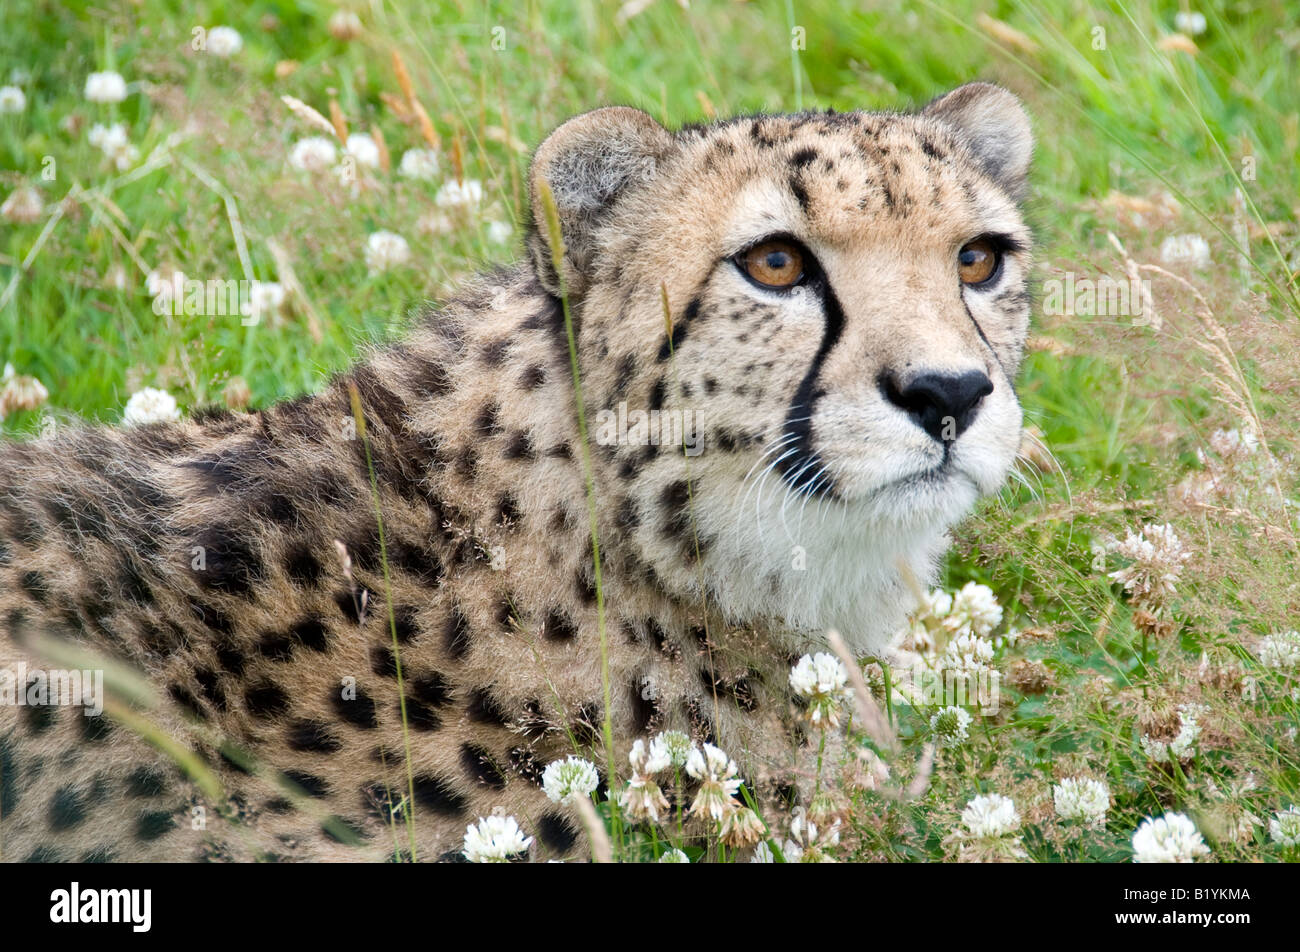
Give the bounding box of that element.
[0,84,1033,861]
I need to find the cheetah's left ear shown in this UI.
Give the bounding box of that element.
[923,82,1033,201]
[526,106,675,298]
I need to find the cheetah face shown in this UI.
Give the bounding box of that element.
[526,84,1034,650]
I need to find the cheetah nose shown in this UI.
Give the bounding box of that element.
[880,369,993,443]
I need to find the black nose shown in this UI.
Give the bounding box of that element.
[881,369,993,443]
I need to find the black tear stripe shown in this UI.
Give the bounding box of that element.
[961,298,1012,387]
[776,279,846,498]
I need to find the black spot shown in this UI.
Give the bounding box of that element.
[412,671,452,707]
[789,175,810,212]
[519,364,546,390]
[135,810,175,842]
[23,703,56,733]
[19,571,49,605]
[630,676,660,734]
[192,524,265,596]
[120,563,156,606]
[335,589,368,625]
[245,681,290,718]
[405,699,442,731]
[386,540,442,585]
[504,430,535,461]
[475,402,501,437]
[291,617,330,653]
[258,630,295,661]
[288,719,343,754]
[48,786,88,831]
[656,321,688,361]
[371,644,398,677]
[195,667,227,711]
[543,609,577,641]
[497,598,521,631]
[284,546,325,586]
[496,493,521,525]
[25,846,65,862]
[192,601,234,635]
[215,641,247,677]
[169,683,208,721]
[790,146,818,169]
[460,743,507,789]
[466,688,510,726]
[332,686,379,729]
[444,607,472,659]
[80,714,114,743]
[481,337,512,365]
[537,811,579,852]
[392,606,421,644]
[0,736,18,815]
[412,774,469,816]
[284,769,331,798]
[615,497,639,531]
[126,766,169,798]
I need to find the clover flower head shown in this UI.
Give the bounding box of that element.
[1053,777,1110,827]
[462,813,532,862]
[541,755,599,805]
[1131,812,1210,863]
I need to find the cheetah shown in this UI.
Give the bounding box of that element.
[0,82,1033,862]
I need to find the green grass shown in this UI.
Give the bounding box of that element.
[2,0,1298,861]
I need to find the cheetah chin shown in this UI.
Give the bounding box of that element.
[1,82,1032,862]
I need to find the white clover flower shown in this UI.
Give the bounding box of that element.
[345,133,381,168]
[789,652,853,727]
[1131,812,1210,863]
[1053,777,1110,827]
[436,178,484,208]
[851,747,891,792]
[84,70,128,103]
[1269,806,1300,847]
[629,737,670,776]
[1159,233,1211,269]
[328,9,364,40]
[684,742,742,821]
[751,841,775,863]
[1258,630,1300,670]
[241,281,286,323]
[123,388,181,426]
[930,705,972,747]
[487,220,513,244]
[288,136,338,172]
[947,582,1003,637]
[900,587,953,652]
[1209,426,1258,459]
[654,729,693,767]
[364,230,411,273]
[398,148,440,180]
[1174,11,1207,36]
[1139,703,1204,763]
[205,26,243,57]
[0,363,50,418]
[657,848,689,863]
[786,805,840,862]
[961,793,1020,838]
[1108,522,1190,603]
[88,121,128,153]
[462,813,532,862]
[1,185,42,224]
[0,86,26,113]
[940,630,997,675]
[541,755,599,805]
[720,807,765,848]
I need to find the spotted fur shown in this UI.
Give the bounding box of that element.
[0,84,1033,861]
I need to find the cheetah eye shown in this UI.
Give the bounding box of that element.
[739,240,805,289]
[958,238,1000,286]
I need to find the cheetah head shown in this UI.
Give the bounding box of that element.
[525,83,1033,654]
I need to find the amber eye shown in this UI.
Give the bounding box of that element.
[958,239,999,285]
[740,240,805,289]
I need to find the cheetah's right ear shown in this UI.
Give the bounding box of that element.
[526,106,674,298]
